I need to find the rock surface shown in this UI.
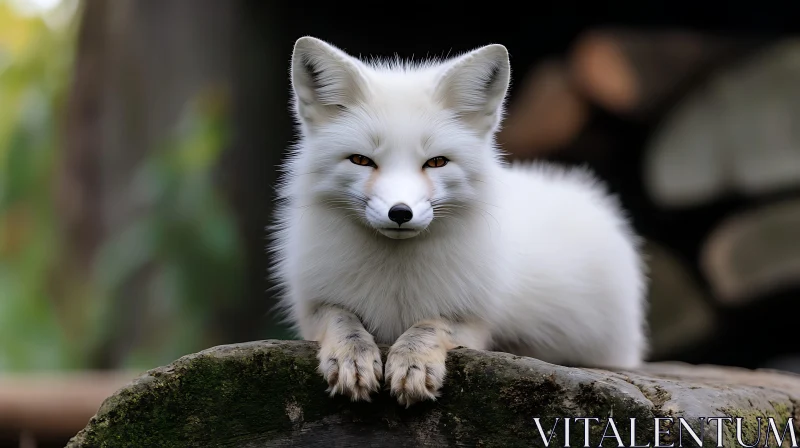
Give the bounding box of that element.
[68,340,800,447]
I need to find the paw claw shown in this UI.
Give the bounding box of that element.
[385,348,446,407]
[319,336,382,402]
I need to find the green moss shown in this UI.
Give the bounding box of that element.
[69,341,337,447]
[715,402,795,448]
[416,351,656,447]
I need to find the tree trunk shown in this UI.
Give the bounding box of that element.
[57,0,293,368]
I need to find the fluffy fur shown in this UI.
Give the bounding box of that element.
[269,36,648,406]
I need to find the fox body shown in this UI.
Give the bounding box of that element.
[270,36,647,406]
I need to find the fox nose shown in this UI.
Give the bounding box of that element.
[388,204,413,225]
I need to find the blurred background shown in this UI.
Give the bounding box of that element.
[1,0,799,446]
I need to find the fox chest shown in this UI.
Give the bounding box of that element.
[296,246,494,343]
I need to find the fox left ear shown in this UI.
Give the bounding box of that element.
[434,44,511,136]
[290,36,368,130]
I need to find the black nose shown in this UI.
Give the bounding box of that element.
[388,203,413,225]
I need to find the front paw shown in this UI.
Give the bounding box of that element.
[318,335,383,402]
[385,344,447,407]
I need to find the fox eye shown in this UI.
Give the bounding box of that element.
[424,156,449,168]
[348,154,376,167]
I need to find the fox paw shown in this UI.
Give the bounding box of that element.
[318,334,383,402]
[385,344,447,407]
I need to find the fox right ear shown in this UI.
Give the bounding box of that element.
[434,44,511,137]
[290,37,367,128]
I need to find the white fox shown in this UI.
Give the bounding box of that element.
[270,36,647,407]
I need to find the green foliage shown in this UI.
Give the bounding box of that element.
[0,1,245,372]
[0,0,77,371]
[90,94,245,369]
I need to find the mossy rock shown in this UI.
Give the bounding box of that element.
[68,340,800,447]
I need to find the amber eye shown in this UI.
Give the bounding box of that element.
[424,156,449,168]
[348,154,376,167]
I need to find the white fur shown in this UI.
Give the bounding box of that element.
[270,37,648,393]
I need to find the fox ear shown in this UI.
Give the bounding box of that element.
[434,44,511,136]
[290,36,368,128]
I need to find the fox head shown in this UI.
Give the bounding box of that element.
[288,36,510,240]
